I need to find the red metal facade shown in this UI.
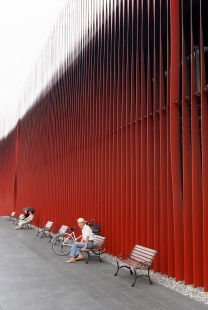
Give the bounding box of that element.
[0,0,208,290]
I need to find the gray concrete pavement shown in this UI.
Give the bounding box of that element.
[0,217,207,310]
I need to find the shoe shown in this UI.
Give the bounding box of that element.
[14,227,20,230]
[76,254,84,261]
[65,258,76,263]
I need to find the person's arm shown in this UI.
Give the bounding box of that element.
[26,214,33,222]
[83,236,89,249]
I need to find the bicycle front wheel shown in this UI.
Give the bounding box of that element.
[52,233,74,255]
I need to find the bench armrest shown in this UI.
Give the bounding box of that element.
[39,227,50,230]
[118,254,131,260]
[136,261,151,269]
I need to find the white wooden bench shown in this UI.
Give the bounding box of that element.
[49,225,68,243]
[6,212,15,221]
[13,214,24,225]
[114,244,157,287]
[36,221,54,238]
[81,235,106,264]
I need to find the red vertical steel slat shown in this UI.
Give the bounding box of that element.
[167,0,175,278]
[141,0,147,247]
[89,22,93,218]
[100,1,106,238]
[182,0,193,285]
[153,0,160,272]
[97,9,102,225]
[166,0,175,277]
[200,0,208,292]
[190,0,204,288]
[83,46,87,219]
[159,0,168,275]
[125,0,132,254]
[147,0,154,253]
[170,0,184,281]
[115,0,122,256]
[94,3,99,225]
[130,0,136,248]
[85,33,90,220]
[120,0,127,253]
[105,0,111,252]
[135,0,141,246]
[104,0,109,238]
[14,122,20,211]
[109,0,113,250]
[111,0,117,255]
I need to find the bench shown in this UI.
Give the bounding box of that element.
[22,220,33,229]
[114,244,157,287]
[81,235,106,264]
[6,212,16,221]
[13,214,24,225]
[36,221,54,238]
[49,225,68,243]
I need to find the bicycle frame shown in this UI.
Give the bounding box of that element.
[51,229,82,245]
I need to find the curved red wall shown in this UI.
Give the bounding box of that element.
[0,0,208,290]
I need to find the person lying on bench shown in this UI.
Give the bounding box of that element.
[14,210,34,230]
[65,218,94,263]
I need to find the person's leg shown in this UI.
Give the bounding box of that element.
[65,242,85,263]
[14,220,25,229]
[76,241,94,261]
[70,242,85,257]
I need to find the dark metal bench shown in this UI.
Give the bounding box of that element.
[36,221,54,238]
[114,244,157,287]
[81,235,106,264]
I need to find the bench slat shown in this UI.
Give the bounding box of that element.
[58,225,68,234]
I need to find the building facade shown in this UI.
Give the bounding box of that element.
[0,0,208,290]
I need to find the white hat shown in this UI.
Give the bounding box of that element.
[77,218,85,223]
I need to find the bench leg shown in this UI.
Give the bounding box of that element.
[147,269,153,285]
[36,229,40,236]
[49,234,52,243]
[93,250,102,263]
[131,269,153,286]
[85,249,103,264]
[114,262,133,276]
[85,252,91,264]
[131,270,138,287]
[114,261,120,276]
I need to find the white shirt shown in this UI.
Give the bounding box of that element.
[82,224,94,241]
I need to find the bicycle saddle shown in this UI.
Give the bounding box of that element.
[68,227,76,231]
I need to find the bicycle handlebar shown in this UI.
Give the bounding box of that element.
[68,227,76,231]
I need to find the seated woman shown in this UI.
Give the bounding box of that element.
[14,210,34,230]
[17,210,29,224]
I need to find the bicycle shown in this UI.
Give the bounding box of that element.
[51,219,97,256]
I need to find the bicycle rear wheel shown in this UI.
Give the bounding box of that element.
[52,233,74,255]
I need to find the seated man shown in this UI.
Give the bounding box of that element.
[14,210,34,230]
[66,218,94,263]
